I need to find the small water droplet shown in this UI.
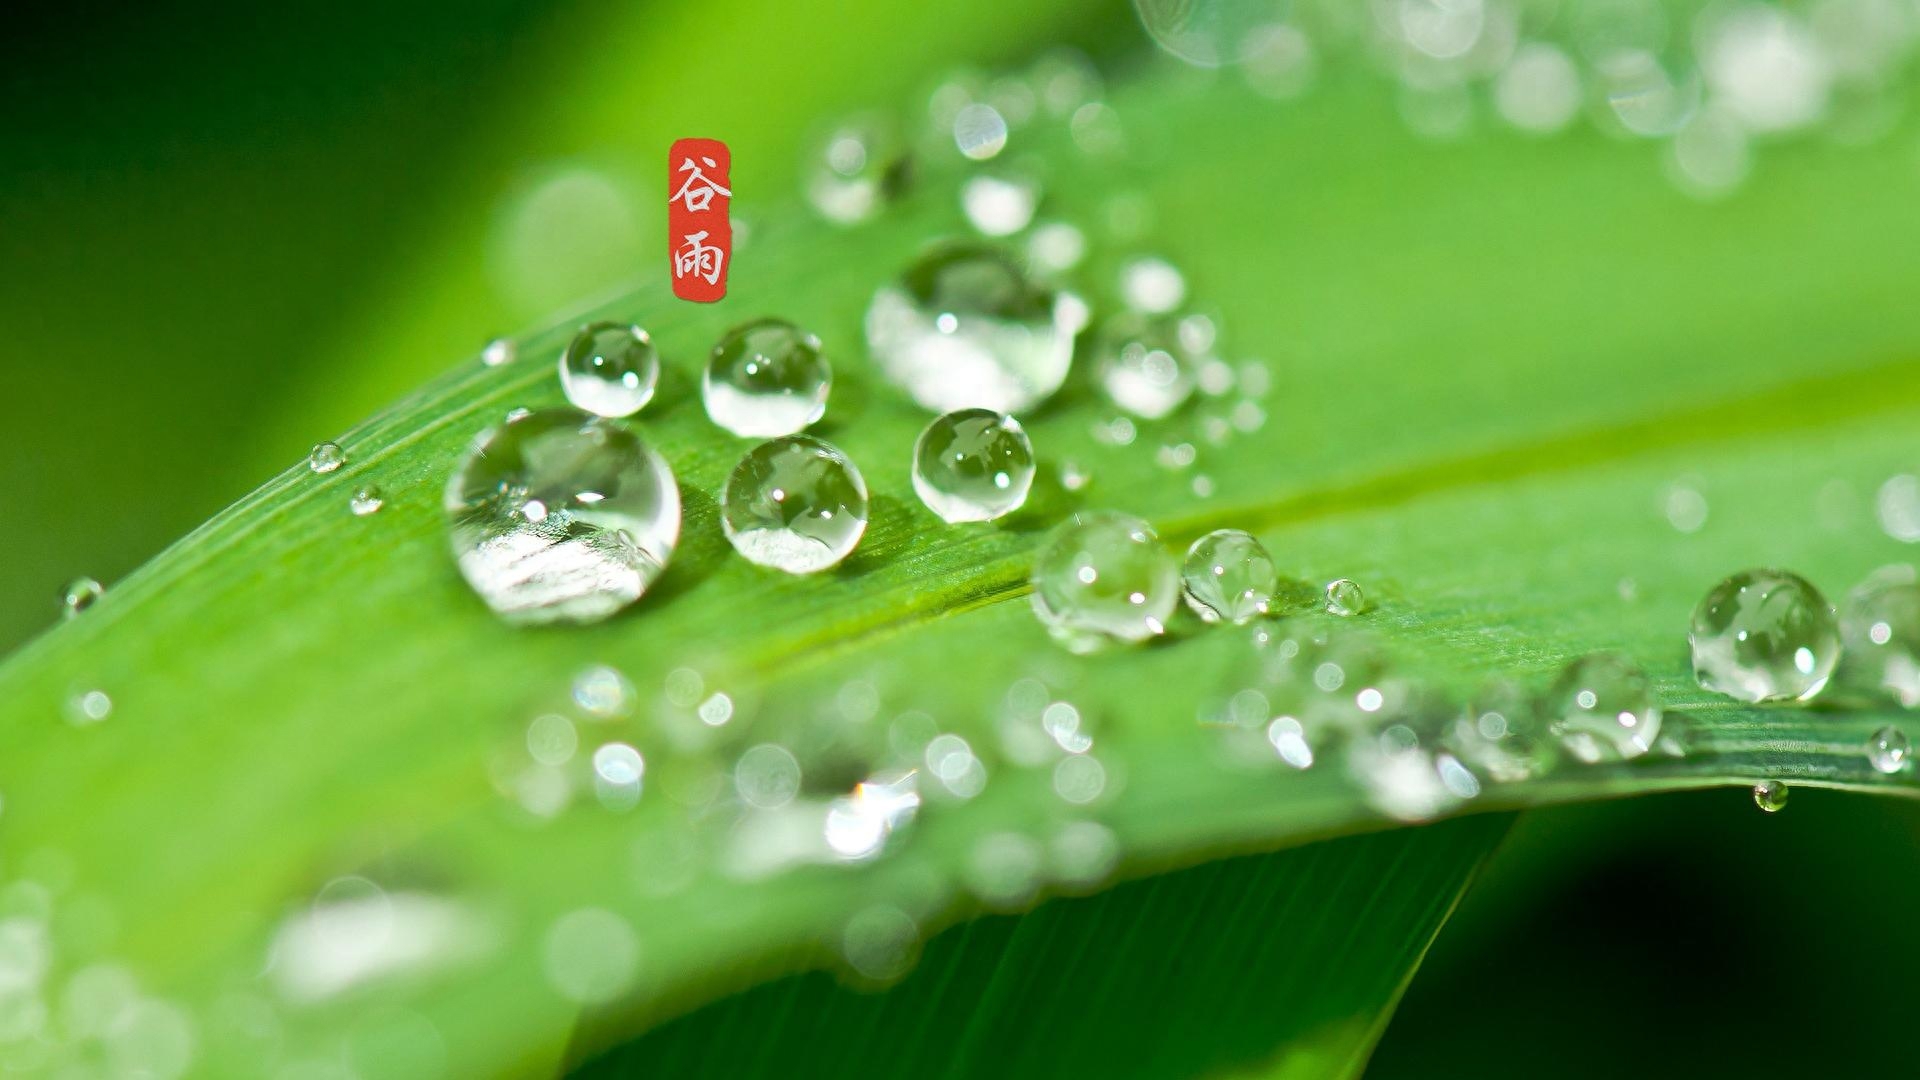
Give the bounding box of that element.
[912,409,1036,523]
[824,772,920,860]
[571,665,633,718]
[1547,652,1662,762]
[1868,724,1910,773]
[1325,579,1366,617]
[961,173,1039,237]
[1118,255,1185,315]
[703,318,832,438]
[559,322,659,418]
[1182,529,1277,625]
[925,733,987,798]
[444,409,680,625]
[1690,568,1840,702]
[481,338,516,367]
[840,905,918,984]
[952,102,1009,160]
[308,443,345,474]
[542,908,638,1004]
[1026,221,1086,276]
[1752,779,1789,813]
[591,742,645,809]
[1031,511,1179,653]
[349,485,384,516]
[806,115,909,225]
[721,435,869,573]
[1096,315,1197,419]
[66,689,112,726]
[1842,572,1920,706]
[1059,459,1091,492]
[61,577,103,618]
[1662,482,1709,533]
[865,243,1084,414]
[735,744,802,809]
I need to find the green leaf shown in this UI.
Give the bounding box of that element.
[3,45,1916,1080]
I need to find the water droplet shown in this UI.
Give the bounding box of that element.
[444,409,680,625]
[559,322,659,418]
[66,689,112,726]
[1096,315,1197,419]
[1325,578,1366,617]
[270,883,484,1002]
[1842,573,1920,706]
[721,435,869,574]
[1118,255,1185,315]
[952,102,1009,160]
[481,338,515,367]
[1690,568,1840,703]
[966,832,1044,908]
[1444,681,1555,783]
[1662,481,1709,533]
[308,443,345,474]
[61,577,103,618]
[542,908,638,1004]
[735,744,802,809]
[1026,221,1087,276]
[865,243,1085,413]
[350,485,384,516]
[703,318,831,438]
[572,665,634,719]
[1752,779,1789,813]
[1181,529,1277,625]
[961,173,1039,237]
[526,715,578,766]
[1052,754,1107,804]
[840,905,918,983]
[1031,511,1179,653]
[1495,42,1582,134]
[806,115,909,225]
[591,742,645,809]
[911,409,1036,523]
[1868,725,1910,774]
[1155,443,1197,470]
[1877,474,1920,541]
[1059,459,1091,492]
[824,772,920,860]
[1547,652,1662,763]
[925,733,987,798]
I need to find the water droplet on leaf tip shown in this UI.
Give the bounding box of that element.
[1752,780,1788,813]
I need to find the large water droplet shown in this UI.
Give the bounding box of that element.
[61,577,103,619]
[911,409,1035,523]
[864,243,1086,414]
[1690,568,1840,702]
[721,435,869,573]
[1181,529,1277,625]
[1031,511,1179,653]
[1095,315,1197,420]
[703,319,831,438]
[559,322,659,418]
[444,408,680,625]
[1752,779,1789,813]
[1841,570,1920,706]
[1546,652,1661,762]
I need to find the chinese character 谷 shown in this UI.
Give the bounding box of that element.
[671,155,732,213]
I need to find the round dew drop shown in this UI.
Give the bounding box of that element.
[1095,314,1197,420]
[1030,511,1179,653]
[349,485,384,516]
[1546,652,1661,763]
[721,435,869,574]
[1325,578,1366,617]
[1689,568,1839,703]
[1752,780,1789,813]
[1841,575,1920,707]
[912,409,1035,523]
[1868,725,1910,774]
[308,442,345,474]
[864,242,1086,414]
[444,408,680,626]
[1181,529,1277,625]
[61,577,104,618]
[559,321,659,418]
[703,318,832,438]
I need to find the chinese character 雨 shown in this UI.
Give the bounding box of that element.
[671,155,732,213]
[675,230,725,284]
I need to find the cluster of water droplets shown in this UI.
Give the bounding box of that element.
[1135,0,1920,200]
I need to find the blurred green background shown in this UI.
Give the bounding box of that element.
[6,0,1917,1072]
